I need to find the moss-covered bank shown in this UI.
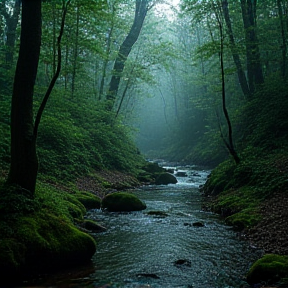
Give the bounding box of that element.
[0,181,101,284]
[201,149,288,285]
[0,168,147,284]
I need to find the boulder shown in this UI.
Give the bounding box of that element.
[247,254,288,285]
[175,171,187,177]
[193,222,205,227]
[101,192,146,212]
[75,192,101,210]
[155,172,177,185]
[174,259,192,267]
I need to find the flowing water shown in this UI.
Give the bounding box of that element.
[22,167,262,288]
[82,167,262,288]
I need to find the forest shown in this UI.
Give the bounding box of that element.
[1,0,288,287]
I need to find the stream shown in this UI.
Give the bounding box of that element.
[83,166,262,288]
[23,166,262,288]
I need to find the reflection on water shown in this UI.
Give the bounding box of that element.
[85,169,261,288]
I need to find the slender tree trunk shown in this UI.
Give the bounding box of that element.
[214,1,240,164]
[99,25,114,100]
[64,43,69,90]
[71,5,80,98]
[222,0,250,98]
[106,0,148,110]
[99,2,116,100]
[34,1,70,138]
[7,0,42,194]
[277,0,287,78]
[52,1,57,75]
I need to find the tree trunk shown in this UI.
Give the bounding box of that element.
[214,1,240,164]
[7,0,42,194]
[71,5,80,98]
[222,0,251,98]
[99,2,116,100]
[277,0,287,78]
[240,0,264,93]
[106,0,148,110]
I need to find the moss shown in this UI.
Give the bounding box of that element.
[247,254,288,285]
[0,239,26,272]
[155,172,177,185]
[102,192,146,212]
[0,211,96,280]
[0,183,97,282]
[63,193,86,219]
[74,191,101,210]
[225,208,261,230]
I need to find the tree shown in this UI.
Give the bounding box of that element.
[106,0,150,110]
[240,0,264,93]
[222,0,250,98]
[7,0,70,195]
[7,0,42,194]
[214,1,240,164]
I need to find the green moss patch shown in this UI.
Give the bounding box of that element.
[155,172,177,185]
[0,211,96,280]
[247,254,288,285]
[0,183,97,282]
[102,192,146,212]
[74,191,101,210]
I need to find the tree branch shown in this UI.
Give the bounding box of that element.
[33,0,71,138]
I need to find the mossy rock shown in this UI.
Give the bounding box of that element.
[0,211,96,281]
[247,254,288,285]
[75,192,101,210]
[102,192,146,212]
[63,193,87,220]
[66,201,85,219]
[142,162,165,174]
[155,172,177,185]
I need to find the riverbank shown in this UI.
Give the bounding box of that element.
[0,168,143,285]
[201,150,288,286]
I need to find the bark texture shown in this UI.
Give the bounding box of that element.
[8,0,42,194]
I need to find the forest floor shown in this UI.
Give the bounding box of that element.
[76,170,140,198]
[243,192,288,256]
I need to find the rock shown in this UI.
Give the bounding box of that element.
[147,211,169,217]
[193,222,205,227]
[247,254,288,285]
[175,171,187,177]
[155,172,177,185]
[174,259,192,267]
[184,222,205,227]
[192,172,201,177]
[0,211,96,282]
[165,168,175,174]
[101,192,146,212]
[75,192,101,210]
[81,220,107,232]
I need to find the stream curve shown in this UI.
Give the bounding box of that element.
[84,167,262,288]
